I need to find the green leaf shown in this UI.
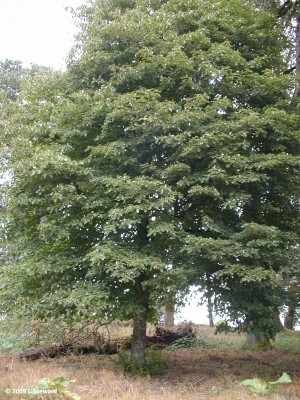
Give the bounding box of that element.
[269,372,292,385]
[240,378,271,395]
[241,373,292,396]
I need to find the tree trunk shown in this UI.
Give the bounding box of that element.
[207,293,214,327]
[164,300,175,329]
[130,299,148,364]
[284,305,296,330]
[130,217,150,364]
[246,332,272,349]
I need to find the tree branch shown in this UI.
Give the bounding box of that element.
[283,65,296,74]
[277,0,300,18]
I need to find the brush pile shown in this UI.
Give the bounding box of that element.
[20,323,197,361]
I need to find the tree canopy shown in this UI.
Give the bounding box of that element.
[0,59,52,101]
[1,0,299,362]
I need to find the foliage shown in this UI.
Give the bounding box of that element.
[0,316,86,354]
[0,59,23,101]
[31,377,80,400]
[116,346,168,376]
[241,372,292,396]
[0,332,27,354]
[0,317,37,353]
[0,0,299,363]
[215,321,235,334]
[0,59,52,101]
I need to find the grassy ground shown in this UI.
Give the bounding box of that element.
[0,324,299,400]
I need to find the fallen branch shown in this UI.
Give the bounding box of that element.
[20,325,192,361]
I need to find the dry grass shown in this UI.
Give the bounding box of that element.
[0,325,299,400]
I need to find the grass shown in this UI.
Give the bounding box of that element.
[273,330,300,353]
[0,322,299,400]
[194,325,300,353]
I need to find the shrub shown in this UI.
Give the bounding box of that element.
[116,346,168,376]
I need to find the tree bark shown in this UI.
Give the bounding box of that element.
[164,301,175,329]
[284,305,297,329]
[246,332,272,349]
[207,294,214,327]
[130,217,150,364]
[131,299,148,364]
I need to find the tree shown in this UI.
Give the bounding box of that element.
[163,295,176,329]
[0,59,23,101]
[243,0,300,337]
[0,59,52,101]
[1,0,299,364]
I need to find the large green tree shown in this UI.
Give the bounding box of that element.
[1,0,299,362]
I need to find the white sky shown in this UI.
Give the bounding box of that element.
[0,0,84,70]
[176,289,210,325]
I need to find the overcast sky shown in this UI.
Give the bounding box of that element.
[0,0,84,69]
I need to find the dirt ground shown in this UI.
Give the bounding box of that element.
[1,347,299,400]
[163,348,300,381]
[1,325,299,400]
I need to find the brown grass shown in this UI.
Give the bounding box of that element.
[0,326,299,400]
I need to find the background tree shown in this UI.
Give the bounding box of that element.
[155,0,300,343]
[0,59,23,101]
[0,59,51,101]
